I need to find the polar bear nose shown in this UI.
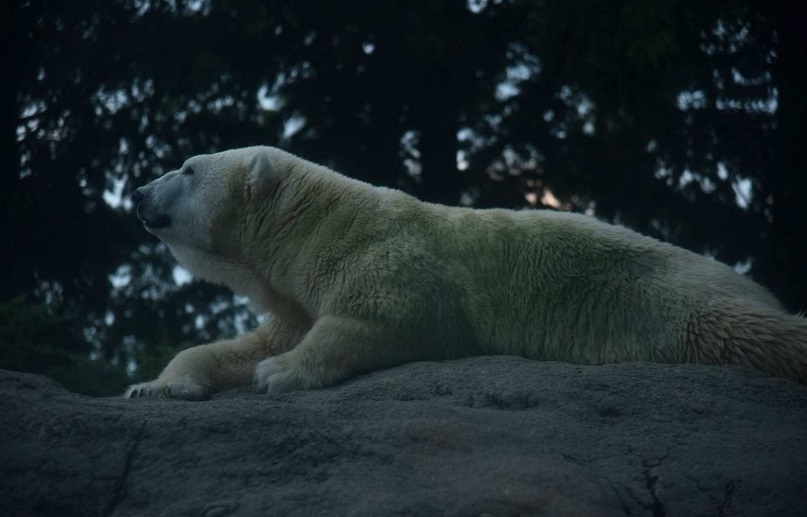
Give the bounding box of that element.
[131,188,145,204]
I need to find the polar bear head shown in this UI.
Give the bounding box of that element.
[131,146,282,288]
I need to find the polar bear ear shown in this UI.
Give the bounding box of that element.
[247,149,275,200]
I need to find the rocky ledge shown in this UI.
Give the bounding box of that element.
[1,357,806,516]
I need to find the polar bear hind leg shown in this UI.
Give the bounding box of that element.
[675,300,807,383]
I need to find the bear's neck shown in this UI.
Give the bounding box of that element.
[244,167,392,315]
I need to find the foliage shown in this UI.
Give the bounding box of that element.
[0,296,130,395]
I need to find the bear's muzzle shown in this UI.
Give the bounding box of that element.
[133,187,172,229]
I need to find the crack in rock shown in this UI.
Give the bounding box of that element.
[625,450,671,517]
[640,468,665,517]
[609,482,633,516]
[711,479,739,517]
[686,471,741,516]
[103,422,146,517]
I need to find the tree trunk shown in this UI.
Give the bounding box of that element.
[0,1,28,302]
[765,0,807,312]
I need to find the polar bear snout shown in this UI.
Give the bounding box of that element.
[133,186,172,229]
[131,188,144,204]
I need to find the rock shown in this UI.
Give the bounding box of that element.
[1,357,806,516]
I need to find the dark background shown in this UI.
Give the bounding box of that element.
[2,0,805,396]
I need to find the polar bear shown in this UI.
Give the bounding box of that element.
[125,146,807,399]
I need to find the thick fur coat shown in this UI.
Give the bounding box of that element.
[126,146,807,399]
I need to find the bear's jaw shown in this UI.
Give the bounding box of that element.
[140,213,172,230]
[135,197,172,230]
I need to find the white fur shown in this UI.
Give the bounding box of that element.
[125,146,807,399]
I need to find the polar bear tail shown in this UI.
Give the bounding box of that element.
[679,300,807,384]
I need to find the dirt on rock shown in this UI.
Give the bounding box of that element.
[1,357,806,517]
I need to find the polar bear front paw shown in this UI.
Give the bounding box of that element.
[124,376,210,401]
[255,356,307,394]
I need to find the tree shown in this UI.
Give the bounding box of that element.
[758,0,807,311]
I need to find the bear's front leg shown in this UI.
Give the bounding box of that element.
[255,315,408,393]
[126,317,304,400]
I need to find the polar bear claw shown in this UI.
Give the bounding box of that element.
[124,376,210,401]
[255,356,296,394]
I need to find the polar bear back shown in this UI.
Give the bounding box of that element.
[390,204,782,364]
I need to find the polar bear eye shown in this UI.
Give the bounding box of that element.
[183,166,195,176]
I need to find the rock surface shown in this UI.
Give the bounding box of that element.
[1,357,806,517]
